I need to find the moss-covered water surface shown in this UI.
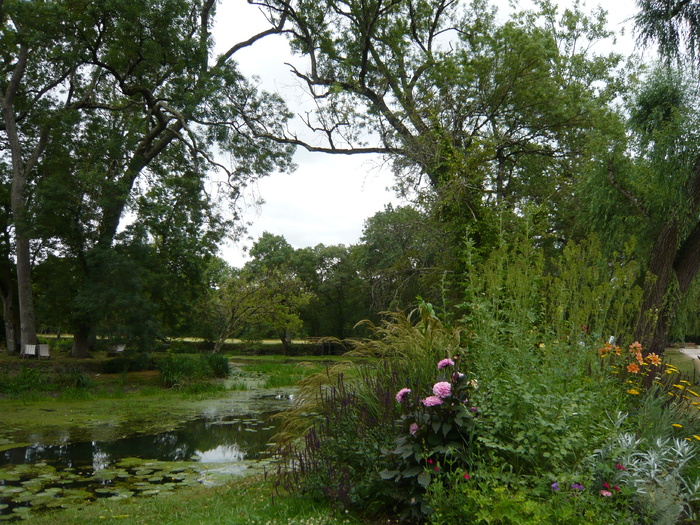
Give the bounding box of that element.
[0,364,299,521]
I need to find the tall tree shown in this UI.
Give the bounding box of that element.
[256,0,623,249]
[1,0,295,356]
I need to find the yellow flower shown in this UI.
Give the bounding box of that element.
[673,384,686,390]
[672,424,683,429]
[688,390,700,397]
[693,435,700,442]
[627,388,640,395]
[681,380,691,385]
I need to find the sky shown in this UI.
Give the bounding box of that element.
[215,0,642,267]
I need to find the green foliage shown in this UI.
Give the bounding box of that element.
[0,365,94,397]
[380,357,478,520]
[200,353,231,379]
[427,471,636,524]
[157,354,230,388]
[276,368,400,512]
[102,353,155,374]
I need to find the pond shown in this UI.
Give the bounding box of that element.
[0,394,293,521]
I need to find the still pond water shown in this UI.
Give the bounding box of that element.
[0,395,292,521]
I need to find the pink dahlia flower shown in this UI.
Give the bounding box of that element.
[437,358,455,369]
[433,381,451,398]
[395,388,411,402]
[409,423,419,435]
[422,395,443,407]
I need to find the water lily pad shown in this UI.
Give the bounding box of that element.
[0,472,20,482]
[94,487,117,495]
[115,457,145,468]
[92,468,119,481]
[11,506,31,516]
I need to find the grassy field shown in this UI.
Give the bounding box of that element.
[24,476,373,525]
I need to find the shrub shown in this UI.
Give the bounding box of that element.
[380,355,478,520]
[200,353,230,378]
[158,355,199,388]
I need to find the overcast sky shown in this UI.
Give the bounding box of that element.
[215,0,642,267]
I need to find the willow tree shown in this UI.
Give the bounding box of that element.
[1,0,294,356]
[582,68,700,352]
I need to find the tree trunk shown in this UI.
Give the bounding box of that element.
[632,157,700,353]
[71,326,91,358]
[634,222,679,352]
[0,274,19,355]
[2,46,40,352]
[279,328,292,355]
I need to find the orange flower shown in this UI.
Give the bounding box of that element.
[599,343,612,357]
[635,352,644,365]
[614,345,622,356]
[646,353,662,366]
[627,363,640,374]
[629,341,643,354]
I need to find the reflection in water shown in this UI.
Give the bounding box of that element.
[0,413,278,470]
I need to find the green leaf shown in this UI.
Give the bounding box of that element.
[417,471,431,487]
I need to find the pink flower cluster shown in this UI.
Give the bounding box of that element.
[422,396,443,407]
[433,381,451,398]
[395,388,411,403]
[437,358,455,370]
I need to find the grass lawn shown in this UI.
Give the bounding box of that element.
[25,476,373,525]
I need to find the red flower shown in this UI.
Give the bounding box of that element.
[463,474,470,480]
[615,463,626,471]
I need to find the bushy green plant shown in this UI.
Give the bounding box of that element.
[69,366,92,388]
[380,355,478,520]
[102,353,154,373]
[157,355,199,388]
[427,470,637,525]
[200,353,230,378]
[0,366,60,396]
[589,414,700,524]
